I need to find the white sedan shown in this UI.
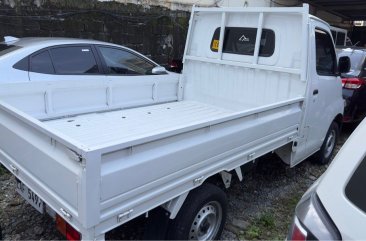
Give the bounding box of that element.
[288,119,366,240]
[0,36,174,83]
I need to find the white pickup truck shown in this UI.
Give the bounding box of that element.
[0,4,350,241]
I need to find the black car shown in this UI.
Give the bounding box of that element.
[338,48,366,123]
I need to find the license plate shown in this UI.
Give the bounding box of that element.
[16,179,44,214]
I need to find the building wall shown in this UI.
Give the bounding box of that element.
[105,0,353,31]
[105,0,271,11]
[0,0,190,65]
[0,0,353,64]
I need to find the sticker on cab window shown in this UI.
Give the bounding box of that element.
[212,40,219,50]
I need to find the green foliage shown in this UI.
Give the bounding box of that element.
[245,225,261,239]
[258,212,275,228]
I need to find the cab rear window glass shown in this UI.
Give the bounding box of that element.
[210,27,275,57]
[345,156,366,213]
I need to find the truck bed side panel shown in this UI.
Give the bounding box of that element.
[97,102,302,231]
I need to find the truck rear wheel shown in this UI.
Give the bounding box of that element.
[166,183,227,240]
[316,122,339,165]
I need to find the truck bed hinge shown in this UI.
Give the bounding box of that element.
[67,149,83,162]
[60,208,72,220]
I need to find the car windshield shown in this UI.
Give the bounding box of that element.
[339,50,366,78]
[0,44,21,57]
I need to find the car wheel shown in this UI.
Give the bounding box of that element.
[166,183,227,240]
[316,122,339,165]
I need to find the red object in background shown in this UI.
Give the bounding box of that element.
[167,59,183,73]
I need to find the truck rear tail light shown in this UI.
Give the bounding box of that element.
[342,77,365,89]
[56,214,81,241]
[289,217,307,241]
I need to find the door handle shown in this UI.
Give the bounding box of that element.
[313,89,319,95]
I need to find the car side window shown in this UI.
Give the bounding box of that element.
[31,50,55,74]
[50,46,99,74]
[315,29,337,76]
[97,46,156,75]
[360,57,366,78]
[345,156,366,214]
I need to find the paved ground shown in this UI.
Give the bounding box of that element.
[0,124,356,240]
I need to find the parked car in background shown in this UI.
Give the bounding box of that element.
[0,36,175,83]
[288,117,366,241]
[337,47,366,123]
[166,59,183,73]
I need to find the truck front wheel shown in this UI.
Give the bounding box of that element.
[317,121,339,164]
[166,183,227,240]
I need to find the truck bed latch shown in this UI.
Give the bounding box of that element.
[9,164,19,175]
[117,209,134,223]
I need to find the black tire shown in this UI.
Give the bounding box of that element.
[166,183,227,241]
[316,122,339,165]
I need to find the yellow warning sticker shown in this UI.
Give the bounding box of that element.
[212,40,219,50]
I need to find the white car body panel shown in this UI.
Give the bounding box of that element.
[0,5,343,240]
[317,120,366,240]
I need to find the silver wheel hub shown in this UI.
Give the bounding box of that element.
[189,201,222,241]
[324,129,336,159]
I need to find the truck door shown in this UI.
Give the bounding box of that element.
[304,26,340,155]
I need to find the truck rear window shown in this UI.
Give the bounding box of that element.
[210,27,275,57]
[345,156,366,213]
[0,44,21,57]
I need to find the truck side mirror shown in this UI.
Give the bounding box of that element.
[338,56,351,74]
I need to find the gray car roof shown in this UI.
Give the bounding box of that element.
[4,37,119,48]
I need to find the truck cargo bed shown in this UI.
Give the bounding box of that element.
[44,101,234,149]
